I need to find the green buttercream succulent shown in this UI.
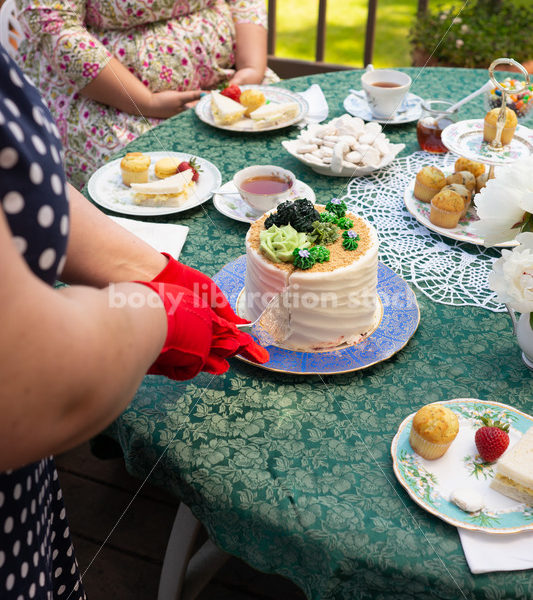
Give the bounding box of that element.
[336,216,354,230]
[308,221,339,245]
[342,230,360,251]
[260,224,310,263]
[293,247,316,269]
[319,211,338,224]
[325,198,347,218]
[309,245,330,263]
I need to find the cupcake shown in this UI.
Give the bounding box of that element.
[441,183,471,218]
[483,107,518,146]
[475,171,494,194]
[446,170,476,194]
[429,189,464,229]
[121,152,151,186]
[454,157,485,178]
[414,166,446,203]
[154,157,180,179]
[409,403,459,460]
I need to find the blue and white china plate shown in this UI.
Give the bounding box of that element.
[87,151,222,217]
[392,399,533,534]
[343,90,423,124]
[212,179,316,223]
[195,85,308,132]
[213,256,419,374]
[441,119,533,166]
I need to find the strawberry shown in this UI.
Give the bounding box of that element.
[177,157,202,182]
[474,416,510,463]
[220,83,241,103]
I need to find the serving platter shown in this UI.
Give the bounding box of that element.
[441,119,533,165]
[391,398,533,534]
[87,151,221,217]
[213,255,419,375]
[194,85,308,132]
[403,175,517,248]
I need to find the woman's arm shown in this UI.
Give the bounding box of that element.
[0,208,167,471]
[80,57,202,118]
[230,22,268,86]
[61,183,168,286]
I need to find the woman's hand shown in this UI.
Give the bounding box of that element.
[146,90,203,118]
[229,67,265,86]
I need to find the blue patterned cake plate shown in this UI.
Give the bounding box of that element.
[392,399,533,534]
[213,255,420,375]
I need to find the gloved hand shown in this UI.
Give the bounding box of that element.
[137,281,269,381]
[151,253,248,325]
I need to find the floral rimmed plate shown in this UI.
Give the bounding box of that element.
[212,255,419,375]
[441,119,533,166]
[87,151,222,217]
[194,85,308,132]
[391,399,533,534]
[403,177,517,248]
[212,179,316,224]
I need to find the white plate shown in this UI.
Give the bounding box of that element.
[343,90,423,124]
[282,138,404,177]
[403,175,517,247]
[212,179,316,223]
[87,151,222,217]
[441,119,533,166]
[392,398,533,534]
[194,85,308,132]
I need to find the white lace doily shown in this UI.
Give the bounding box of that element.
[343,151,504,312]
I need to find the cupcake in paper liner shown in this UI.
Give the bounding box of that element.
[409,403,459,460]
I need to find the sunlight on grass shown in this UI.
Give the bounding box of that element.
[272,0,454,68]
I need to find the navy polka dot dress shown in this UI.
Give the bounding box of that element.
[0,48,86,599]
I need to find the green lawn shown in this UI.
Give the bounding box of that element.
[272,0,528,68]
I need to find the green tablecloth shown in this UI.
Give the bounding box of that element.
[96,68,533,599]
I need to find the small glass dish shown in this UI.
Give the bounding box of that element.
[485,77,533,121]
[416,99,458,154]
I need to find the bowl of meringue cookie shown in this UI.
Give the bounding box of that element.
[282,114,405,177]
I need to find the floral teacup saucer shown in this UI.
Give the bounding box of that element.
[212,179,316,223]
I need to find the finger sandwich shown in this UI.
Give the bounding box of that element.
[249,102,300,129]
[130,169,194,206]
[490,426,533,505]
[210,92,246,126]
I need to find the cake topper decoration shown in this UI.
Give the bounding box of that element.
[342,230,360,250]
[325,198,347,218]
[308,221,340,245]
[309,245,330,263]
[260,224,310,263]
[293,247,316,269]
[264,198,320,232]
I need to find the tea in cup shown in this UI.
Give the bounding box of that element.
[233,165,295,213]
[361,68,412,119]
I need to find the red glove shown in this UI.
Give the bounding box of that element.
[152,253,248,325]
[137,282,269,381]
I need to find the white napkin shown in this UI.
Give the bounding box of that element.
[458,528,533,574]
[109,216,188,259]
[298,84,329,125]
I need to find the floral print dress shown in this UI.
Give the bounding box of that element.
[14,0,275,188]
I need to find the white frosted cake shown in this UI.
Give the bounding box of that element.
[243,203,379,351]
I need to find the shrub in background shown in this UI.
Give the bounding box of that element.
[410,0,533,68]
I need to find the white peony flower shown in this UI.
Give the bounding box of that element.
[489,232,533,313]
[473,156,533,246]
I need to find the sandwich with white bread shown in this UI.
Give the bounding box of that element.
[210,92,246,126]
[490,426,533,505]
[130,169,194,207]
[249,102,300,129]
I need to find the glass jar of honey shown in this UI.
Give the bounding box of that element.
[416,100,457,153]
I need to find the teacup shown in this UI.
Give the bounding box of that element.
[361,67,412,119]
[233,165,295,213]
